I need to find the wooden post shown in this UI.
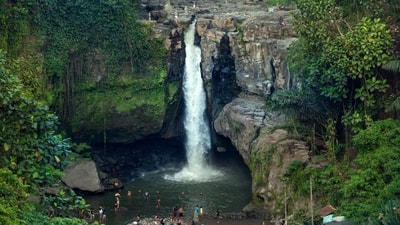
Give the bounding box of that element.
[310,176,314,225]
[284,185,287,225]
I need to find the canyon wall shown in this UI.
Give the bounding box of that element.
[69,0,311,221]
[141,0,312,221]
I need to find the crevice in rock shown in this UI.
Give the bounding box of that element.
[211,34,240,117]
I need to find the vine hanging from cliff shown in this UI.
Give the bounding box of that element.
[32,0,167,123]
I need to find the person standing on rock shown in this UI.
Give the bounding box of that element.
[178,206,184,218]
[160,217,166,225]
[216,208,220,218]
[88,209,95,221]
[172,206,178,222]
[98,206,106,223]
[144,191,149,200]
[154,215,161,225]
[136,215,141,224]
[114,190,121,211]
[157,197,161,209]
[193,205,200,222]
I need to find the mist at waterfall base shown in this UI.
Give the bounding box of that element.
[85,143,252,225]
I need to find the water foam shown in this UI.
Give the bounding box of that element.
[164,165,223,182]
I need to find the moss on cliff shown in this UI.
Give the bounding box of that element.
[250,144,276,188]
[69,67,179,143]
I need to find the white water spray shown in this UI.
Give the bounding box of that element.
[165,20,222,182]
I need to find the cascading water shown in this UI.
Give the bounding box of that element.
[84,21,253,225]
[165,20,222,182]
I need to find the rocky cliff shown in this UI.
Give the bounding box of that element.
[141,0,311,221]
[68,0,312,221]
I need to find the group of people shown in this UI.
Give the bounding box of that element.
[89,189,212,225]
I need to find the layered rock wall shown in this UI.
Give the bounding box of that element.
[141,0,309,221]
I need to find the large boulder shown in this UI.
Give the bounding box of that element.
[214,96,275,165]
[214,95,311,220]
[252,128,310,219]
[62,160,104,193]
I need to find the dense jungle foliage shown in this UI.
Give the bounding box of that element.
[1,0,400,224]
[0,0,166,224]
[268,0,400,224]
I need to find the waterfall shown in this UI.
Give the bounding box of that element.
[165,20,222,182]
[183,20,210,173]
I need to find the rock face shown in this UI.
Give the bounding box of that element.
[62,160,104,193]
[213,95,310,220]
[252,128,310,219]
[134,0,307,221]
[214,96,272,165]
[196,8,297,98]
[81,0,297,145]
[142,0,297,107]
[61,0,308,220]
[141,0,311,221]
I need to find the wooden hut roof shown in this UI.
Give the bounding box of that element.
[317,204,336,217]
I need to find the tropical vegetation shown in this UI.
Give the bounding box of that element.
[0,0,167,224]
[268,0,400,224]
[1,0,400,224]
[0,49,87,224]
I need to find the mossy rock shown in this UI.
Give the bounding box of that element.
[69,76,179,144]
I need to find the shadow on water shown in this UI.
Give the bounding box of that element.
[85,141,252,225]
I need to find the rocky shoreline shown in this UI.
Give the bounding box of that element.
[125,213,269,225]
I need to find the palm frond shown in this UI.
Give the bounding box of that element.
[385,94,400,113]
[371,199,400,225]
[382,60,400,72]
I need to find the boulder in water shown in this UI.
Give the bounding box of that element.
[62,159,104,193]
